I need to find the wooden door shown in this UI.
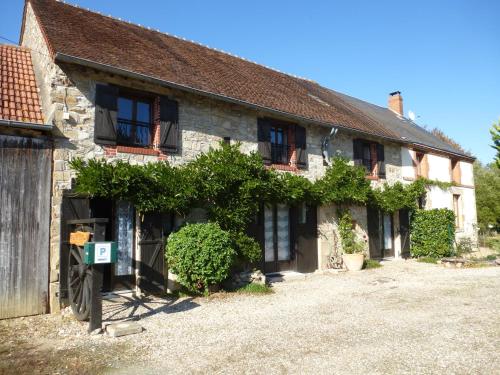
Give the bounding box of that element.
[367,207,383,259]
[399,209,411,258]
[0,135,52,319]
[138,212,173,294]
[294,204,318,273]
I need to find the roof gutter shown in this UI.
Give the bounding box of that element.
[410,142,475,162]
[54,53,473,161]
[0,118,53,132]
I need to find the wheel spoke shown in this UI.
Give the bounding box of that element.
[76,282,84,311]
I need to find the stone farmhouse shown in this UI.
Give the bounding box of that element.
[1,0,476,316]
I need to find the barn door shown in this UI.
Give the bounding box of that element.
[399,209,411,258]
[138,213,173,294]
[0,135,52,319]
[294,204,318,273]
[367,207,382,259]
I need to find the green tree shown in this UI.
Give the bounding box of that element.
[490,120,500,168]
[474,161,500,231]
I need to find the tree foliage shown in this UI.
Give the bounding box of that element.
[474,161,500,231]
[490,119,500,168]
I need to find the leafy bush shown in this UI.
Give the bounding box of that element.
[410,209,455,259]
[231,232,262,265]
[338,209,365,254]
[166,223,235,293]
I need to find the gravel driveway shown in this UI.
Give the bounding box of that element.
[1,260,499,374]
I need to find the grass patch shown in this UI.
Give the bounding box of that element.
[417,256,439,264]
[236,283,273,294]
[464,262,491,268]
[363,259,382,269]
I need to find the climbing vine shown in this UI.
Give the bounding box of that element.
[70,142,454,225]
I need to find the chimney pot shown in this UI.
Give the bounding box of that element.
[388,91,403,116]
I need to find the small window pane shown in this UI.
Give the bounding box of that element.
[118,97,133,120]
[137,101,150,123]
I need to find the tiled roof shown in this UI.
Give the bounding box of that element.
[27,0,470,158]
[0,44,43,124]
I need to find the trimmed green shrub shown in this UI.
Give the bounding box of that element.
[166,223,235,293]
[410,209,455,258]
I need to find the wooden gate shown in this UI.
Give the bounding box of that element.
[0,135,52,319]
[138,212,173,294]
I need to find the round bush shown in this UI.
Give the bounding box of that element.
[166,223,235,293]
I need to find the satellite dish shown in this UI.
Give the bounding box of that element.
[408,110,416,121]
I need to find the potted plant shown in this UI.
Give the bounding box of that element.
[338,210,365,271]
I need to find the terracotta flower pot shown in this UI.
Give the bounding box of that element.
[342,253,365,271]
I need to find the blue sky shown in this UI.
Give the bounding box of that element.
[1,0,499,163]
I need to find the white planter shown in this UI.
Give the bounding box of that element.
[342,253,365,271]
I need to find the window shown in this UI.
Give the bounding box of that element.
[117,95,152,147]
[453,194,462,229]
[353,139,385,177]
[270,124,289,164]
[257,118,307,168]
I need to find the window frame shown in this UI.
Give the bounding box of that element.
[269,120,290,165]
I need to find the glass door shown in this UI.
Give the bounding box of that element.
[382,213,394,258]
[114,201,136,289]
[264,204,293,273]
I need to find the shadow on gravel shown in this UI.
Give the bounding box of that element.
[103,295,199,322]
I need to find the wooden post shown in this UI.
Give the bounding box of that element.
[88,222,107,333]
[88,265,103,333]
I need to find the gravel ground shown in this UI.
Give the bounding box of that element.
[1,260,499,375]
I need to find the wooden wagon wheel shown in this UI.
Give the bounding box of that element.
[68,245,92,321]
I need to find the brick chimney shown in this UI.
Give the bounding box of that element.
[388,91,403,116]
